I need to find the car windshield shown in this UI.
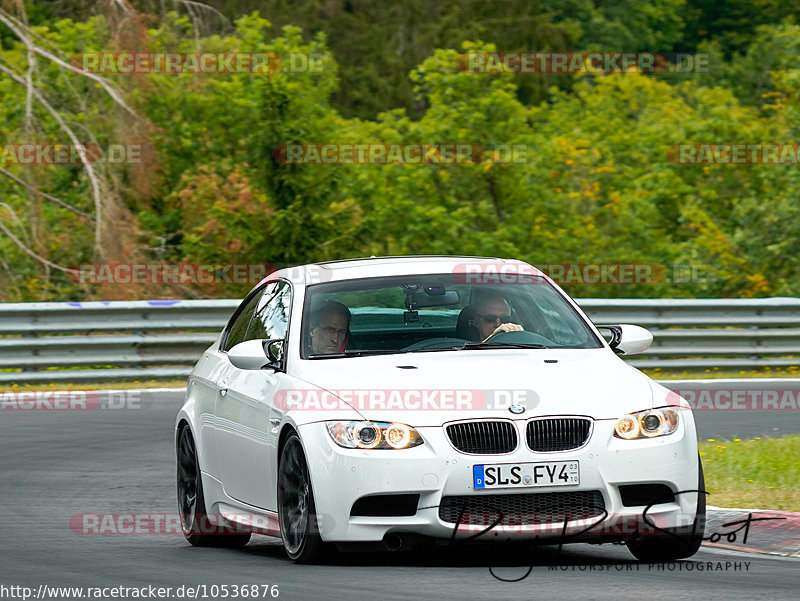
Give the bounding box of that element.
[301,273,603,358]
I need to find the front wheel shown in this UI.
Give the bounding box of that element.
[177,425,251,548]
[626,457,706,561]
[277,431,329,563]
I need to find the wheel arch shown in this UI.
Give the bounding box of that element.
[175,418,192,450]
[277,423,299,458]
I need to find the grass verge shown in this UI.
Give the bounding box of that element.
[643,366,800,380]
[0,379,187,392]
[699,434,800,511]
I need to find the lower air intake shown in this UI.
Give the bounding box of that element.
[438,490,605,526]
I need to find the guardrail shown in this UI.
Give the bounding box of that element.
[1,298,799,383]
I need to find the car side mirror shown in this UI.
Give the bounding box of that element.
[597,324,653,356]
[228,339,285,370]
[265,339,284,365]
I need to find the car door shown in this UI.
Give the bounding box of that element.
[201,285,265,478]
[215,280,291,510]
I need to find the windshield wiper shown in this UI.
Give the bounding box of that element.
[461,341,548,350]
[308,349,400,359]
[406,342,550,353]
[310,342,549,358]
[405,346,464,353]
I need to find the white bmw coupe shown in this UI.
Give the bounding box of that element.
[176,256,705,562]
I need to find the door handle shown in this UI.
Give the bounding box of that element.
[269,417,281,425]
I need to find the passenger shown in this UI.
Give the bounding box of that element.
[309,300,351,354]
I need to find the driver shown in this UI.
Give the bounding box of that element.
[470,291,524,342]
[309,300,351,354]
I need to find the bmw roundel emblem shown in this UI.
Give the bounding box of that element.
[509,404,526,415]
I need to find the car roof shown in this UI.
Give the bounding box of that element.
[265,255,540,287]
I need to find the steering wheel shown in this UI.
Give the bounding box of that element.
[484,329,555,346]
[402,337,470,351]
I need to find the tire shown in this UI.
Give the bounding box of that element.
[626,456,706,561]
[177,425,251,548]
[277,431,329,563]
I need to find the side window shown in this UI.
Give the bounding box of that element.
[222,286,265,352]
[246,281,291,341]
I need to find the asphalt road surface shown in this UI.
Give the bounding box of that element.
[663,379,800,439]
[1,385,798,600]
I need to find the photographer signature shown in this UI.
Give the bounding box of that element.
[704,512,785,545]
[439,490,785,582]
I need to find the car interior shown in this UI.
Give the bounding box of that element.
[301,275,599,357]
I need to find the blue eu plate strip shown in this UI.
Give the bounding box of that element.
[473,464,485,489]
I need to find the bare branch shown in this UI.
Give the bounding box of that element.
[0,168,95,220]
[23,22,35,131]
[0,62,105,253]
[0,9,139,118]
[176,0,229,22]
[111,0,135,14]
[173,0,231,32]
[0,251,23,302]
[0,201,26,229]
[185,2,201,48]
[0,219,79,275]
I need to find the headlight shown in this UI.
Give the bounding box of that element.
[614,408,679,440]
[326,421,424,450]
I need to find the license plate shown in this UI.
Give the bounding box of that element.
[473,461,579,489]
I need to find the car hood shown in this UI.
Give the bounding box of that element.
[289,349,658,426]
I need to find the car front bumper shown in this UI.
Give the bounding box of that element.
[298,412,700,543]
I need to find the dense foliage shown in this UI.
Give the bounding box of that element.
[1,1,799,300]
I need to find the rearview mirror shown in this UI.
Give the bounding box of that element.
[597,324,653,356]
[410,289,460,307]
[228,339,285,370]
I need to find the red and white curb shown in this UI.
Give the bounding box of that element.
[704,505,800,557]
